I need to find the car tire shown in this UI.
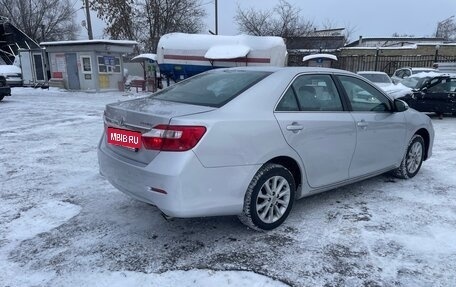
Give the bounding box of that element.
[393,134,425,179]
[238,163,295,231]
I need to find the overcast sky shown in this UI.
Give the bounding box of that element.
[77,0,456,43]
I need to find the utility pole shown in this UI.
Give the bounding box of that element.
[84,0,93,40]
[215,0,218,35]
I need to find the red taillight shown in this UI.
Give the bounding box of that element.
[142,125,206,151]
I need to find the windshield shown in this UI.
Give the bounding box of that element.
[153,70,271,107]
[359,73,391,83]
[401,76,431,89]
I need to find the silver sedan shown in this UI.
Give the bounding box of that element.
[98,67,434,230]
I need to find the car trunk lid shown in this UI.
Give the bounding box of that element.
[103,97,215,164]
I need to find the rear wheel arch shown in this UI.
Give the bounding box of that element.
[266,156,302,193]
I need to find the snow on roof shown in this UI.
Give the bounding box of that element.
[204,45,250,60]
[357,71,389,75]
[410,71,442,78]
[131,53,157,62]
[158,33,285,51]
[302,53,337,62]
[0,65,21,74]
[343,44,418,50]
[40,39,138,46]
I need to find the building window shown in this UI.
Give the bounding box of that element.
[81,56,92,73]
[97,56,121,74]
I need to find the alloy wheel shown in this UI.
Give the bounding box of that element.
[256,176,291,224]
[406,141,423,174]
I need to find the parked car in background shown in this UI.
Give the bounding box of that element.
[98,67,434,230]
[0,65,22,87]
[397,73,456,118]
[0,75,11,101]
[357,71,393,87]
[387,71,442,99]
[391,67,436,84]
[357,71,397,92]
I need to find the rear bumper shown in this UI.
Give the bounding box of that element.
[7,81,22,87]
[98,135,260,217]
[0,86,11,96]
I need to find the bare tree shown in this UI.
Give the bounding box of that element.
[91,0,206,52]
[0,0,79,43]
[343,24,357,44]
[320,19,357,44]
[391,32,415,37]
[435,16,456,41]
[235,0,314,37]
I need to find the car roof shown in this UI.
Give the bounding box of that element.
[211,66,356,76]
[409,71,443,79]
[357,71,389,75]
[395,67,435,72]
[410,67,435,71]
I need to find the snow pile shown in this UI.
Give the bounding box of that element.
[411,71,441,78]
[158,33,285,51]
[51,270,288,287]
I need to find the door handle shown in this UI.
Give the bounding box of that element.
[357,120,368,128]
[286,122,304,133]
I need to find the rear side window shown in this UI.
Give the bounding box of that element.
[153,70,271,107]
[276,74,343,112]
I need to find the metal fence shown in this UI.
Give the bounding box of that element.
[334,55,456,75]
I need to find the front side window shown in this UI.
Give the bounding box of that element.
[153,70,271,108]
[276,74,343,112]
[427,77,453,93]
[338,76,392,112]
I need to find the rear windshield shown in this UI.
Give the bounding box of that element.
[359,73,391,83]
[153,70,271,107]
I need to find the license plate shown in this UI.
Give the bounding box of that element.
[107,127,142,149]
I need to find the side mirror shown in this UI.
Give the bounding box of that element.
[394,99,409,112]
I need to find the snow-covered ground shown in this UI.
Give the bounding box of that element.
[1,88,455,286]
